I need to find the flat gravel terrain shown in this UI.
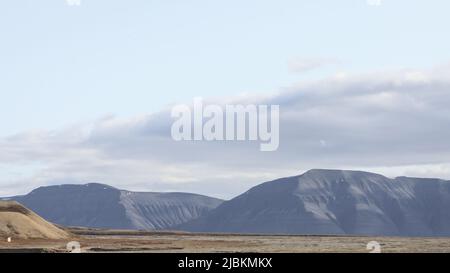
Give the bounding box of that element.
[2,230,450,253]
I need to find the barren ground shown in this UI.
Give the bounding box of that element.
[1,228,450,253]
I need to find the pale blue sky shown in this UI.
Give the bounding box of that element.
[1,0,450,136]
[2,0,450,197]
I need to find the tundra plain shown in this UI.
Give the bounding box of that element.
[2,228,450,253]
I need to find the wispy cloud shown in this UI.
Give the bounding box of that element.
[2,64,450,198]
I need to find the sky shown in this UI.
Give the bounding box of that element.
[1,0,450,198]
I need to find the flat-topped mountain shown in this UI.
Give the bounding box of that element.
[9,183,223,230]
[6,170,450,236]
[178,169,450,236]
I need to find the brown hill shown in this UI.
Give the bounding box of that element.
[0,201,70,240]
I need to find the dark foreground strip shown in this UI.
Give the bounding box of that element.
[0,253,444,272]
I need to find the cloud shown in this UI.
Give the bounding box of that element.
[2,65,450,198]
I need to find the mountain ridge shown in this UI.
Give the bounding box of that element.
[178,169,450,236]
[4,169,450,237]
[7,183,223,230]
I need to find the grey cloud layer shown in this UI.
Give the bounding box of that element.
[2,67,450,198]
